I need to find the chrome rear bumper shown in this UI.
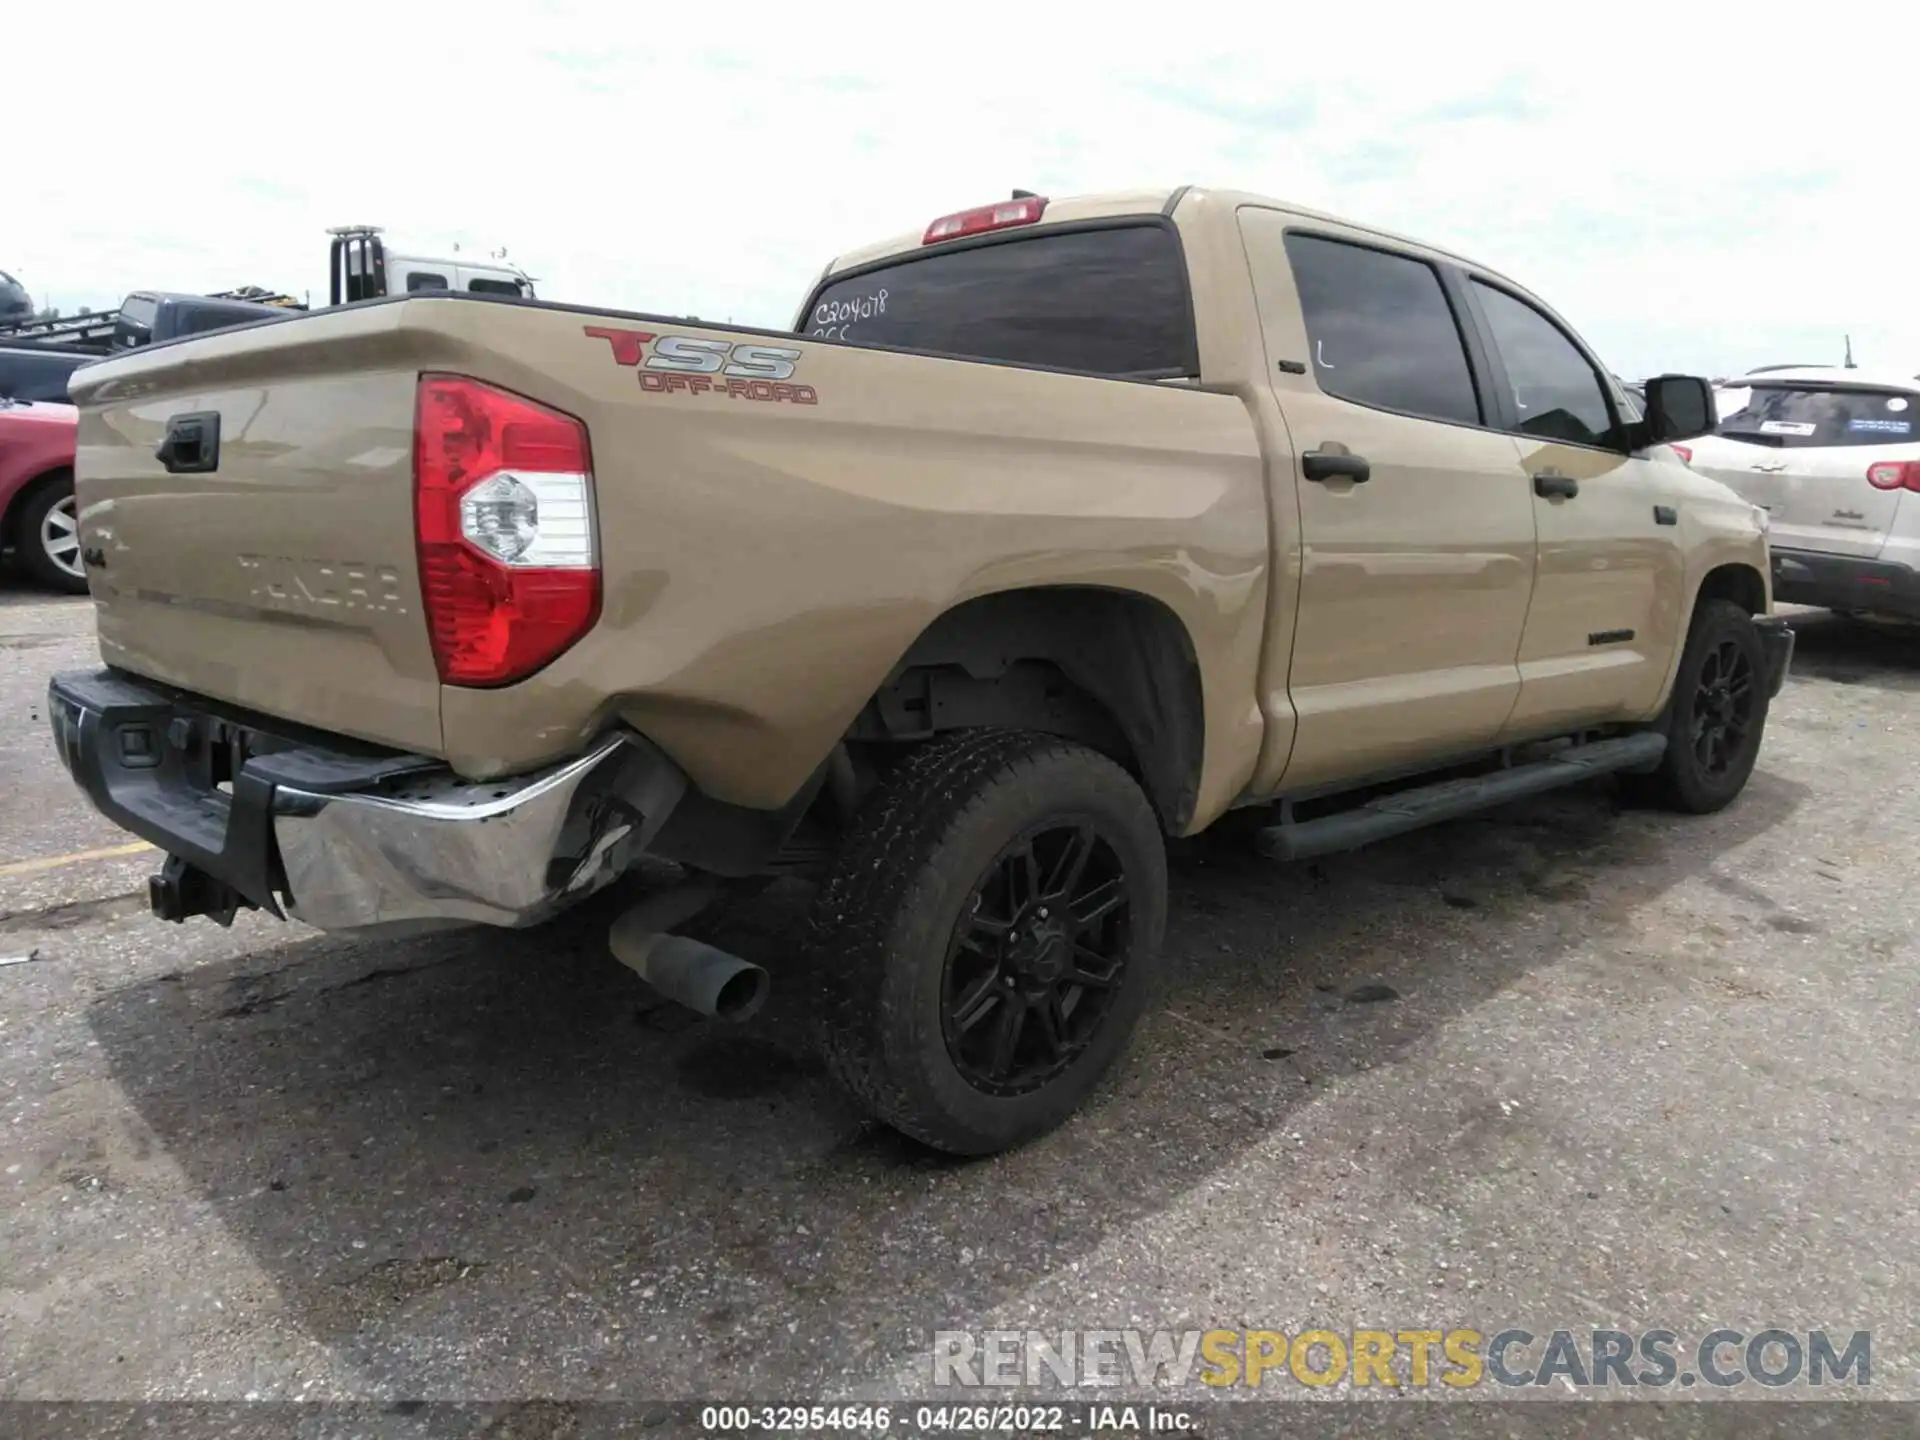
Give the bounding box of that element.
[273,736,688,935]
[47,668,690,938]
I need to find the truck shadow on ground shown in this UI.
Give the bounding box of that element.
[86,770,1806,1399]
[1782,609,1920,692]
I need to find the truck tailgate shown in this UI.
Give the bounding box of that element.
[70,313,442,755]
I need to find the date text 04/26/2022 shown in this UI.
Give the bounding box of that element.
[697,1403,1197,1433]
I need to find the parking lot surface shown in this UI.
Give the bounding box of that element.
[2,579,1916,1406]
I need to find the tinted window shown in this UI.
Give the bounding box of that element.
[1713,385,1918,448]
[178,306,255,337]
[467,277,521,296]
[1472,282,1617,446]
[406,272,450,292]
[1284,234,1481,426]
[120,295,158,329]
[802,225,1197,378]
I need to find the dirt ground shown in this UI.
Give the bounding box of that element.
[2,581,1915,1415]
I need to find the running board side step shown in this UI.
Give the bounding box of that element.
[1253,732,1668,862]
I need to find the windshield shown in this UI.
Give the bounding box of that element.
[1713,384,1918,448]
[801,224,1198,380]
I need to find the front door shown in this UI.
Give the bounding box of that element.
[1463,277,1687,733]
[1237,211,1540,793]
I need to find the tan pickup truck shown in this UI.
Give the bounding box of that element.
[49,185,1792,1154]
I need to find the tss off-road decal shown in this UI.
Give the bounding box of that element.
[584,326,817,404]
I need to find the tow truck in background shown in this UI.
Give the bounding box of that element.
[326,225,535,304]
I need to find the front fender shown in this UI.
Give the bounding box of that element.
[1647,473,1773,717]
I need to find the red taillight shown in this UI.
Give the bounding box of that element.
[1867,460,1920,493]
[413,374,599,687]
[922,195,1048,245]
[1671,444,1693,464]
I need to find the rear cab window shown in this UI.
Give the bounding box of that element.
[1714,384,1919,447]
[800,223,1198,379]
[113,295,159,349]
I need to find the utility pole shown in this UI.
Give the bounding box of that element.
[1844,334,1856,369]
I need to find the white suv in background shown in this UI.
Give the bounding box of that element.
[1684,367,1920,621]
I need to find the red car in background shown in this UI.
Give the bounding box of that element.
[0,397,84,593]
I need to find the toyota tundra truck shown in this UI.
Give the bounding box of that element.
[47,186,1792,1154]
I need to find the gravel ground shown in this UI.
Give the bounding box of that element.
[2,579,1916,1419]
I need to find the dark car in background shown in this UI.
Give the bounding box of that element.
[0,289,296,354]
[0,269,31,323]
[0,344,96,404]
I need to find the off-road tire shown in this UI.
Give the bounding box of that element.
[16,474,87,595]
[1624,599,1771,814]
[806,729,1167,1155]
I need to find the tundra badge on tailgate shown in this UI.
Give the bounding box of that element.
[583,326,817,405]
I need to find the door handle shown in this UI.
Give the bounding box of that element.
[1302,450,1371,484]
[1533,472,1579,500]
[156,411,221,475]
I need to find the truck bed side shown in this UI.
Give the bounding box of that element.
[69,296,1271,828]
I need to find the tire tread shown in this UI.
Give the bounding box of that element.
[805,729,1158,1152]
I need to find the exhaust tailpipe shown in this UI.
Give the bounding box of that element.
[609,885,768,1023]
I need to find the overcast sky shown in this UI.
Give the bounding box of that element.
[9,2,1913,380]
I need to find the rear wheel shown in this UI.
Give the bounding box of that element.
[806,730,1167,1155]
[1625,599,1771,813]
[16,476,87,594]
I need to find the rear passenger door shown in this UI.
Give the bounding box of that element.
[1462,277,1687,732]
[1237,210,1539,792]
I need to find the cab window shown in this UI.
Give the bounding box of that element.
[1472,281,1620,447]
[405,271,451,292]
[1283,233,1483,427]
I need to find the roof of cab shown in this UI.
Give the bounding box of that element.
[820,184,1516,287]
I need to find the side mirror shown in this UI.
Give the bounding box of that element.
[1642,373,1716,444]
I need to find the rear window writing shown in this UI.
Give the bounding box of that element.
[1716,386,1917,447]
[801,224,1198,379]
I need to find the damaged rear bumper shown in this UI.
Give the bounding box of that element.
[46,668,689,937]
